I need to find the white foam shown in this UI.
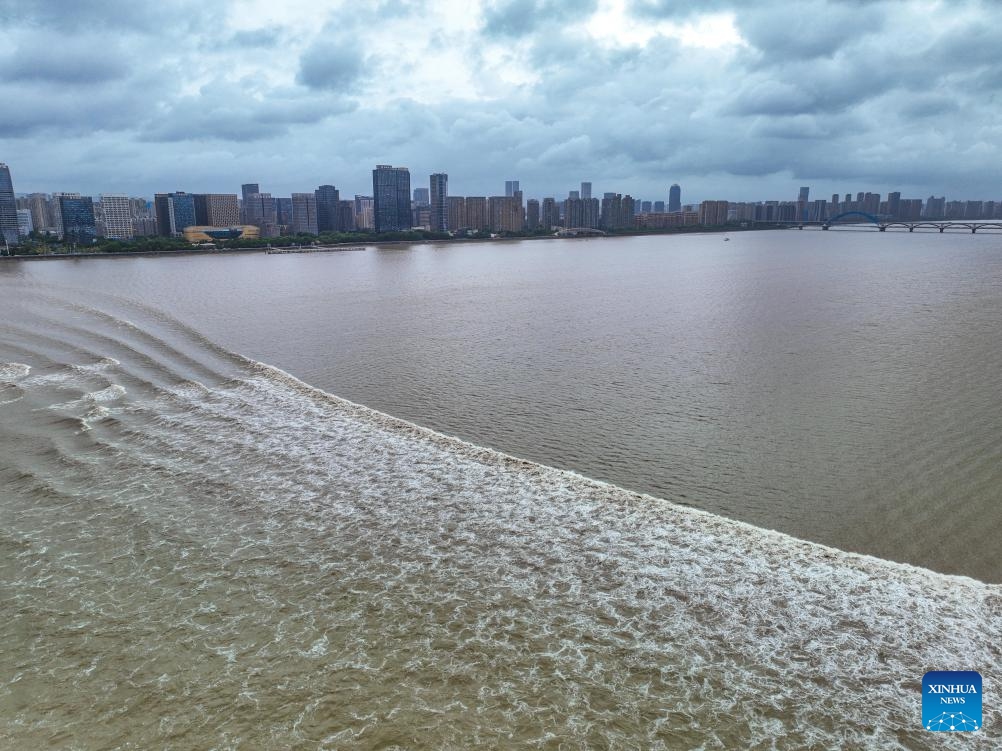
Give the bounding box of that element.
[0,362,30,381]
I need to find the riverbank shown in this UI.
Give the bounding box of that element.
[0,223,781,261]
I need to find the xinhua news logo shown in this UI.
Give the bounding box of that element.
[923,670,981,732]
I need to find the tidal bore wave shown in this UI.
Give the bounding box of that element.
[0,283,999,750]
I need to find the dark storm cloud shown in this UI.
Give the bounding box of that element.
[297,43,366,92]
[481,0,599,38]
[0,0,219,33]
[1,0,999,201]
[1,36,131,85]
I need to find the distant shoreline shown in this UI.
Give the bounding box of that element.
[0,224,772,261]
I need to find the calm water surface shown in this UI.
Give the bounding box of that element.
[1,230,999,749]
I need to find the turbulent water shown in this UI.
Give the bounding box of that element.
[1,250,1000,748]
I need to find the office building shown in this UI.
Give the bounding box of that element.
[488,196,523,233]
[526,199,540,230]
[336,201,355,231]
[194,194,240,228]
[354,195,374,230]
[505,180,520,198]
[668,184,681,213]
[654,200,665,213]
[315,185,340,232]
[275,197,293,229]
[291,192,319,234]
[60,195,97,244]
[541,197,559,230]
[242,192,278,236]
[0,163,19,247]
[16,208,32,237]
[372,165,412,232]
[886,191,901,219]
[25,193,51,235]
[698,200,730,226]
[465,197,488,231]
[580,182,592,201]
[241,183,260,203]
[413,187,430,206]
[430,173,448,232]
[100,194,135,240]
[447,196,465,231]
[154,192,196,237]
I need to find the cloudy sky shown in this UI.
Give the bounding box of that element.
[1,0,998,203]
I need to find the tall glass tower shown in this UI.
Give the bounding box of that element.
[430,173,448,232]
[668,184,681,213]
[0,163,20,247]
[372,165,411,232]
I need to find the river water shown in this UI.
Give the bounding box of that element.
[1,231,999,748]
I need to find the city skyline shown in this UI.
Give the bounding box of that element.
[1,1,1000,201]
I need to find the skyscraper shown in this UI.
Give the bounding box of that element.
[505,180,520,198]
[526,199,540,230]
[580,181,592,201]
[100,194,134,240]
[668,184,681,213]
[0,163,19,247]
[354,195,374,230]
[291,193,319,234]
[241,183,260,203]
[315,184,340,232]
[16,209,32,238]
[447,196,465,231]
[59,195,97,244]
[465,197,488,231]
[541,198,559,230]
[430,173,448,232]
[887,191,901,219]
[413,187,430,205]
[154,192,196,236]
[372,165,411,232]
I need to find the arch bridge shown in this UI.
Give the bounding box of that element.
[767,213,1002,233]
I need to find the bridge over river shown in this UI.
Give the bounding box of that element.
[769,211,1002,233]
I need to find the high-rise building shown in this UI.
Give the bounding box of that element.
[569,190,580,200]
[100,194,134,240]
[372,165,412,232]
[154,192,196,236]
[60,195,97,244]
[541,197,559,230]
[698,200,729,226]
[488,196,523,233]
[337,200,355,231]
[16,209,32,238]
[885,191,900,219]
[291,193,319,234]
[354,195,374,230]
[668,184,681,213]
[26,193,51,235]
[465,197,488,231]
[242,192,279,236]
[580,182,592,200]
[413,187,430,205]
[314,185,340,232]
[430,173,448,232]
[275,197,293,229]
[0,163,19,247]
[526,199,540,230]
[48,193,80,240]
[199,194,240,227]
[505,180,520,198]
[641,201,652,214]
[654,200,665,213]
[446,196,465,231]
[241,183,260,203]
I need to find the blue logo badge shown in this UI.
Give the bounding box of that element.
[923,670,981,732]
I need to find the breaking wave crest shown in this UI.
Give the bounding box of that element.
[0,283,999,750]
